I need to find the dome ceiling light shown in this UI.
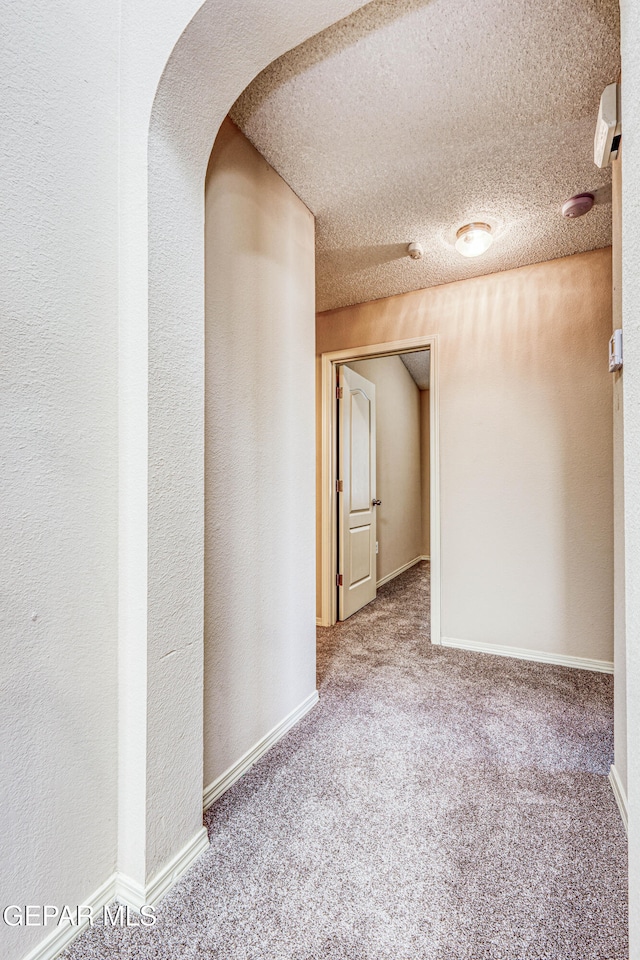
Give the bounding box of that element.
[455,222,493,258]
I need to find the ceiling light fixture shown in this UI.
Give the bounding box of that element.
[455,222,493,258]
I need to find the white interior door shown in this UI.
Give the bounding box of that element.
[337,364,377,620]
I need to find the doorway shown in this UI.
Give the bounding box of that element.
[319,336,440,643]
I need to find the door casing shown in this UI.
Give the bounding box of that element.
[319,335,440,642]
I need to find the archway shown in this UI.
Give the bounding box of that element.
[121,1,640,955]
[117,0,371,901]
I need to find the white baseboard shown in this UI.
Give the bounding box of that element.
[420,555,430,561]
[440,636,614,674]
[21,828,209,960]
[118,826,209,910]
[377,555,425,588]
[316,617,325,627]
[20,873,118,960]
[203,690,319,811]
[609,764,628,834]
[115,872,146,913]
[21,689,320,959]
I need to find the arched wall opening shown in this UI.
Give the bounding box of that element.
[3,3,637,960]
[118,0,371,900]
[125,0,640,952]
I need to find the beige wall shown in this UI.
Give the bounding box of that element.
[204,119,317,790]
[347,356,423,584]
[612,152,626,793]
[421,389,430,558]
[318,249,613,661]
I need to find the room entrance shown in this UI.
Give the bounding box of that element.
[319,337,440,642]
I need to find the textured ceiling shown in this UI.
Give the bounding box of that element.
[401,350,430,390]
[231,0,620,312]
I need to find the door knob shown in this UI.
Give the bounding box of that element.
[372,499,382,506]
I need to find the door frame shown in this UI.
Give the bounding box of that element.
[319,334,441,643]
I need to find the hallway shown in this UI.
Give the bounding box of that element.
[63,563,627,959]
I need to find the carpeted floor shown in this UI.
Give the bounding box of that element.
[62,561,628,959]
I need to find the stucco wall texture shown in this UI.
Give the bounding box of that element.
[0,2,119,959]
[2,2,369,958]
[203,120,317,791]
[619,7,640,948]
[131,0,368,896]
[612,153,626,796]
[318,249,614,663]
[6,0,640,957]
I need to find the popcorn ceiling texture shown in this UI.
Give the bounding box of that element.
[231,0,620,311]
[401,349,430,390]
[62,563,627,960]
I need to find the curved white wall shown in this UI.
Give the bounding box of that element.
[203,119,317,790]
[132,0,371,889]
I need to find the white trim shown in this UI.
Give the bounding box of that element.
[320,353,334,629]
[119,827,209,910]
[115,872,146,912]
[203,690,319,811]
[134,829,209,909]
[316,616,324,626]
[20,827,210,960]
[19,874,118,960]
[420,555,430,561]
[440,635,614,673]
[609,764,628,834]
[320,335,441,643]
[376,555,425,588]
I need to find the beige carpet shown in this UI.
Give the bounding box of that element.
[62,561,628,959]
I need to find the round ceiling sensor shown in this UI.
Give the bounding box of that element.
[561,193,594,218]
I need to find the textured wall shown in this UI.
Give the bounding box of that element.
[612,152,626,796]
[121,0,359,902]
[318,250,613,662]
[620,3,640,951]
[4,0,636,957]
[117,0,209,889]
[2,1,372,957]
[421,390,431,558]
[0,2,119,958]
[203,119,317,790]
[347,356,423,584]
[125,0,369,891]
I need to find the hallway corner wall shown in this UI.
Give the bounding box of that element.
[317,250,614,664]
[203,118,317,793]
